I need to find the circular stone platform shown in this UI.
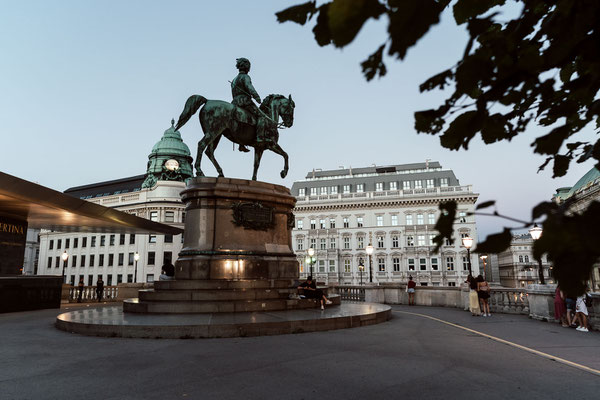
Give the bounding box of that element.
[56,303,391,339]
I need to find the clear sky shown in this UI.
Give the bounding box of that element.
[1,0,596,239]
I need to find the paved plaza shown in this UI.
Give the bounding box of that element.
[2,304,599,399]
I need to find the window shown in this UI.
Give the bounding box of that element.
[441,178,449,187]
[129,235,135,245]
[376,215,383,227]
[462,256,469,270]
[393,258,400,271]
[128,253,134,266]
[80,237,86,248]
[445,237,452,246]
[403,181,411,190]
[407,236,414,247]
[375,182,383,192]
[392,236,399,248]
[343,185,350,194]
[390,182,397,190]
[73,238,78,248]
[329,260,336,272]
[319,219,326,229]
[49,240,54,250]
[310,187,317,196]
[149,235,157,243]
[320,238,326,250]
[165,235,173,243]
[148,252,155,265]
[431,258,439,270]
[107,275,113,285]
[296,238,304,250]
[88,275,93,286]
[146,274,154,283]
[119,234,125,245]
[118,253,124,266]
[417,214,424,225]
[330,186,338,195]
[343,217,349,228]
[89,254,95,267]
[55,256,60,268]
[415,180,423,189]
[164,252,172,265]
[377,235,384,248]
[426,179,434,188]
[165,211,175,223]
[357,236,364,249]
[406,215,413,225]
[446,257,455,271]
[99,254,104,267]
[320,187,327,195]
[298,188,305,196]
[519,255,523,263]
[524,255,530,263]
[417,235,425,246]
[344,259,351,272]
[420,258,427,270]
[100,235,106,246]
[65,238,70,248]
[150,211,158,221]
[80,255,86,267]
[318,260,325,272]
[310,219,316,229]
[297,220,303,229]
[310,238,316,249]
[428,213,436,225]
[329,219,336,229]
[391,215,398,226]
[108,254,114,266]
[127,274,133,283]
[57,239,62,249]
[429,234,436,246]
[378,258,385,272]
[330,238,336,249]
[356,184,364,193]
[357,217,363,227]
[448,282,456,287]
[408,258,415,270]
[459,212,467,223]
[343,237,350,249]
[71,255,77,268]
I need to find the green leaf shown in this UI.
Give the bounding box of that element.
[361,44,387,81]
[453,0,505,25]
[275,1,317,25]
[419,69,453,92]
[327,0,386,48]
[532,201,555,221]
[433,201,457,251]
[476,200,495,210]
[474,228,512,254]
[532,126,571,156]
[414,108,445,134]
[439,111,481,150]
[552,154,571,178]
[312,4,333,46]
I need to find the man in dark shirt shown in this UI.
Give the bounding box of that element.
[298,276,332,310]
[96,277,104,302]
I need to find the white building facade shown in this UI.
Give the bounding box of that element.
[497,234,553,288]
[291,162,480,286]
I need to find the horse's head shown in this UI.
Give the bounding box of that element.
[261,94,295,128]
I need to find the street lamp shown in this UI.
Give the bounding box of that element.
[461,236,473,275]
[366,244,374,283]
[528,223,545,284]
[134,252,140,283]
[61,251,69,283]
[480,255,488,280]
[358,261,364,285]
[306,247,316,275]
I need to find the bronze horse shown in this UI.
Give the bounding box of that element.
[175,94,295,180]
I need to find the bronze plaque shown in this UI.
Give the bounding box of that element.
[231,202,275,231]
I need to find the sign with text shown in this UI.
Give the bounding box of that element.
[0,216,27,275]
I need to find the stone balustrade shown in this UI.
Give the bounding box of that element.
[68,286,120,302]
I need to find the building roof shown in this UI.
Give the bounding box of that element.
[565,167,600,199]
[303,161,443,179]
[150,120,192,158]
[64,175,145,199]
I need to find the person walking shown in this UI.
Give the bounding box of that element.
[77,277,84,303]
[476,275,491,317]
[407,276,416,306]
[96,277,104,303]
[553,285,568,327]
[467,274,481,316]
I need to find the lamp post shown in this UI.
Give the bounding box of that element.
[358,261,364,285]
[480,255,488,280]
[134,252,140,283]
[306,247,316,275]
[366,244,374,283]
[61,251,69,283]
[461,236,473,275]
[528,223,545,284]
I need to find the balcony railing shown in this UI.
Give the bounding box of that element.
[297,185,473,203]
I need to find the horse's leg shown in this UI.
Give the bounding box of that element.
[252,148,264,181]
[204,135,224,177]
[195,135,211,177]
[268,143,289,178]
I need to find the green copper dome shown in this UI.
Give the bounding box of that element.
[565,167,600,199]
[150,119,192,157]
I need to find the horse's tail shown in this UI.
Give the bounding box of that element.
[175,95,207,130]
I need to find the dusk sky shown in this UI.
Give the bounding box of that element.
[1,0,596,239]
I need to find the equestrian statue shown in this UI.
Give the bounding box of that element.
[175,58,295,181]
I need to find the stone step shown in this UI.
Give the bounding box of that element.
[138,288,288,302]
[154,279,296,291]
[124,294,341,314]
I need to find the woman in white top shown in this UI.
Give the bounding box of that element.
[575,291,590,332]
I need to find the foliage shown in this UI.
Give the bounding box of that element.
[277,0,600,294]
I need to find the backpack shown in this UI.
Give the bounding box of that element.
[584,294,592,308]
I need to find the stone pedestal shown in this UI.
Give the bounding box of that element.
[526,284,556,321]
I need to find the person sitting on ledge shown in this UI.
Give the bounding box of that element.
[298,276,332,310]
[159,263,175,281]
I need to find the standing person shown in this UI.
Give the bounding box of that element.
[467,274,481,316]
[407,276,416,306]
[297,276,332,310]
[565,293,577,327]
[553,285,568,327]
[77,277,84,303]
[96,277,104,303]
[476,275,491,317]
[575,288,590,332]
